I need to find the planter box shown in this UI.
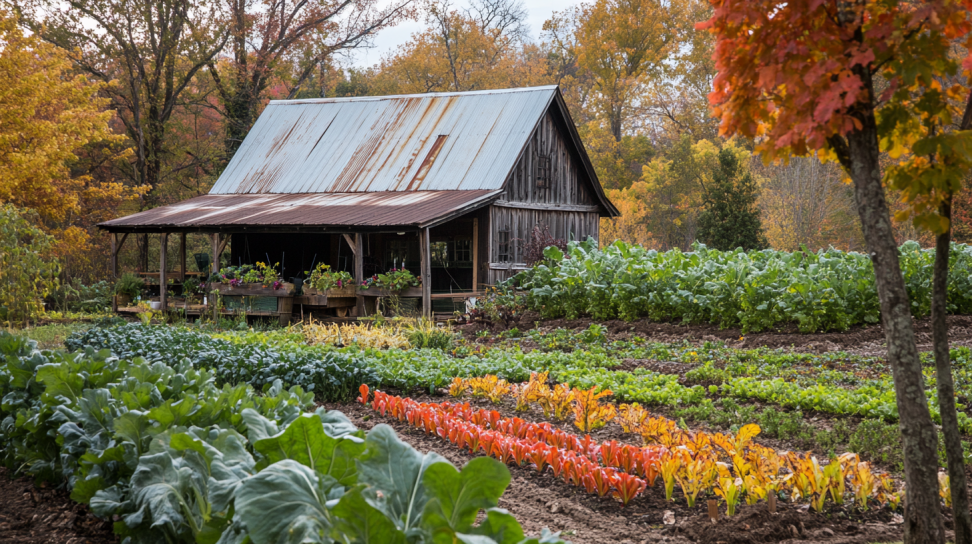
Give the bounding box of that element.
[212,282,295,296]
[303,285,356,298]
[357,286,423,298]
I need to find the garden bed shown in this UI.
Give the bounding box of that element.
[463,313,972,357]
[327,399,917,544]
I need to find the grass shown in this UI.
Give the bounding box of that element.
[17,322,92,350]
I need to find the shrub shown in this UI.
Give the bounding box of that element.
[0,205,60,325]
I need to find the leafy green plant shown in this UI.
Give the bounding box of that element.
[508,238,972,332]
[360,267,420,291]
[0,331,567,544]
[115,272,145,299]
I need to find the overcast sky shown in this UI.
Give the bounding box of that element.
[347,0,567,68]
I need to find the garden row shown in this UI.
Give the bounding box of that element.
[364,383,912,515]
[504,239,972,332]
[0,332,566,544]
[67,324,972,437]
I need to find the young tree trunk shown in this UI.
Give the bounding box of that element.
[931,196,971,544]
[844,117,945,544]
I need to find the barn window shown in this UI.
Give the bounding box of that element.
[431,239,473,268]
[497,230,511,262]
[535,153,551,189]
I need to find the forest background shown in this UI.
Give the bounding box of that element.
[3,0,971,285]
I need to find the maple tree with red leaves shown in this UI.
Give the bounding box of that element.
[698,1,972,543]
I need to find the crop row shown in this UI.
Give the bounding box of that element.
[0,332,565,544]
[507,239,972,332]
[366,387,910,513]
[68,325,972,433]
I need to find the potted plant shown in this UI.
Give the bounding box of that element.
[212,263,294,294]
[304,263,355,296]
[182,277,203,303]
[115,272,144,307]
[360,267,422,316]
[359,267,420,293]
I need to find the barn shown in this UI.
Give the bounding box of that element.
[99,85,618,319]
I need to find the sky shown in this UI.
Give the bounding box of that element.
[347,0,567,68]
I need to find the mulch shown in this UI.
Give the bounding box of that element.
[0,468,116,544]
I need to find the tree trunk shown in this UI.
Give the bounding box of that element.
[844,119,944,544]
[932,196,971,544]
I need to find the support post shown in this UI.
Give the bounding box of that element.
[421,228,431,318]
[139,233,149,272]
[355,234,365,317]
[472,218,479,291]
[210,233,220,321]
[180,233,187,281]
[160,233,169,311]
[111,233,118,279]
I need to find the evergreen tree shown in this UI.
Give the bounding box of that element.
[696,149,769,251]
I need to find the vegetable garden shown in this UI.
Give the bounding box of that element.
[5,242,972,542]
[509,240,972,332]
[1,312,966,543]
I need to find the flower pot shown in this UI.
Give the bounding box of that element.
[116,294,132,307]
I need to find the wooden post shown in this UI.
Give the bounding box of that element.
[355,233,365,317]
[139,233,149,272]
[471,218,479,291]
[111,233,118,279]
[180,233,187,281]
[160,233,169,310]
[210,234,219,320]
[420,228,431,318]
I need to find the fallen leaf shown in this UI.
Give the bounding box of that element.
[663,510,675,525]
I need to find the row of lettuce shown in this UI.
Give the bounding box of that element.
[0,332,567,544]
[68,324,972,434]
[503,239,972,332]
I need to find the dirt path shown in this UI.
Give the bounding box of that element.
[0,468,116,544]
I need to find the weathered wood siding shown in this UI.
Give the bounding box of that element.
[487,111,601,284]
[497,111,596,206]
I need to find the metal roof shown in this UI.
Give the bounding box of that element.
[209,86,559,195]
[98,191,500,232]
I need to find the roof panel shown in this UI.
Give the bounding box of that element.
[99,191,501,230]
[208,86,557,195]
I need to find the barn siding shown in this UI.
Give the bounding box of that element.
[498,111,596,206]
[487,206,599,284]
[487,109,601,284]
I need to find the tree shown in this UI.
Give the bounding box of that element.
[374,0,544,94]
[208,0,414,155]
[23,0,228,207]
[754,155,863,251]
[574,0,681,142]
[700,0,972,542]
[0,11,137,280]
[696,148,767,251]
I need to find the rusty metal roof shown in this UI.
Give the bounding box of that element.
[99,191,500,232]
[210,86,559,195]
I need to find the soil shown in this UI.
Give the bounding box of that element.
[0,468,116,544]
[325,398,931,544]
[460,313,972,357]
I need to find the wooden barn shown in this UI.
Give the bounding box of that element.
[99,85,617,319]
